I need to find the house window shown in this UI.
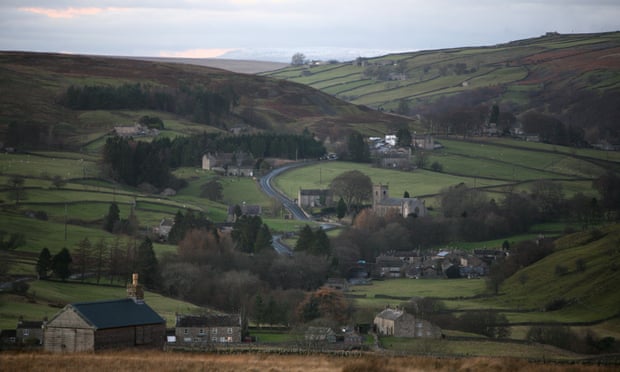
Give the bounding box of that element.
[23,329,29,336]
[211,336,217,342]
[211,328,217,334]
[199,328,205,335]
[183,328,188,334]
[227,328,233,334]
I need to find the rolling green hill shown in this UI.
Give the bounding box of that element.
[0,51,416,152]
[265,32,620,143]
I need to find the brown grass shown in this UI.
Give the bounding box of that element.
[0,351,616,372]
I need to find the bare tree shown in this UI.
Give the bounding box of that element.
[329,170,372,213]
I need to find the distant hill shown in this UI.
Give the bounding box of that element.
[0,52,413,152]
[126,56,287,74]
[265,32,620,145]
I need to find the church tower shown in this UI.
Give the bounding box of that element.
[372,184,389,209]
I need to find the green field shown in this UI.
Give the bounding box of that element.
[265,32,620,115]
[0,280,202,329]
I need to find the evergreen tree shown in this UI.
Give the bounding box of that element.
[103,202,120,233]
[254,224,273,253]
[310,228,330,256]
[295,225,315,252]
[346,132,370,163]
[136,237,160,289]
[52,248,72,281]
[403,191,410,198]
[35,247,52,279]
[336,197,347,220]
[396,127,412,147]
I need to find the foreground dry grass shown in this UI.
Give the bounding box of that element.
[0,351,616,372]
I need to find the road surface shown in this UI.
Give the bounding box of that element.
[259,162,315,255]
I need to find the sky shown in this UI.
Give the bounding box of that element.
[1,1,619,62]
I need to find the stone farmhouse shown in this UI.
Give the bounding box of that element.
[202,152,255,177]
[174,313,242,346]
[16,318,44,346]
[226,203,262,222]
[297,188,332,209]
[373,306,441,338]
[372,184,427,218]
[43,274,166,352]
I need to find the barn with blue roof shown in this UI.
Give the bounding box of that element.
[43,274,166,352]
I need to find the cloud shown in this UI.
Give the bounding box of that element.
[159,48,237,58]
[18,7,127,19]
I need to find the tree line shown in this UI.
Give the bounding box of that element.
[60,83,236,126]
[35,236,160,289]
[102,132,325,189]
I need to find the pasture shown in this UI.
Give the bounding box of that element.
[0,280,202,330]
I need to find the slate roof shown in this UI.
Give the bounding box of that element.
[70,298,165,330]
[375,307,404,321]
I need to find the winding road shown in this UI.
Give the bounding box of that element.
[259,161,314,255]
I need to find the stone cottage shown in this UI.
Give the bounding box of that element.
[373,306,441,338]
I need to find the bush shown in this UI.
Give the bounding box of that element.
[34,210,48,221]
[554,264,568,276]
[12,280,29,294]
[544,297,568,311]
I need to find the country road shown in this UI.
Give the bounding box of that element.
[258,161,316,256]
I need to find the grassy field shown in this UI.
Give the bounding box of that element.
[0,280,202,329]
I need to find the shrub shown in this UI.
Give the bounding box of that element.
[12,280,29,294]
[544,297,568,311]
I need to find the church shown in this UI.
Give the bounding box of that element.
[372,184,426,218]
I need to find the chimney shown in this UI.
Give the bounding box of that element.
[127,273,144,303]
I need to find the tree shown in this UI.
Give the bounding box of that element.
[52,247,72,281]
[296,287,352,324]
[295,225,315,252]
[254,294,266,328]
[8,175,25,204]
[346,132,370,163]
[254,224,273,253]
[403,191,410,198]
[459,310,510,338]
[51,175,66,189]
[309,228,330,256]
[396,127,412,147]
[135,237,160,289]
[36,247,52,279]
[330,170,372,213]
[103,202,120,233]
[200,179,223,201]
[73,237,93,282]
[530,180,565,220]
[336,197,347,220]
[291,53,306,66]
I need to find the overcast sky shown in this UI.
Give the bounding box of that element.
[1,1,619,62]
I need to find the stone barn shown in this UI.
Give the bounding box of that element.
[43,274,165,352]
[373,306,441,338]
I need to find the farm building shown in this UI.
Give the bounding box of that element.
[373,306,441,338]
[16,318,44,345]
[43,274,166,352]
[174,313,242,346]
[297,188,332,208]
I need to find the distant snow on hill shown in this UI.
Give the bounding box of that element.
[219,47,408,63]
